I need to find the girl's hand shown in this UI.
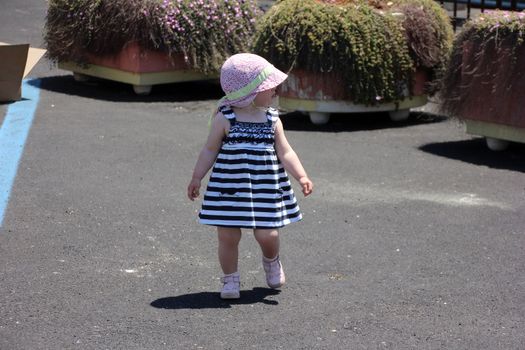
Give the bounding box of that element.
[187,178,201,201]
[299,176,313,197]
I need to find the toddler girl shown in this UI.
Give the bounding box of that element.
[187,53,313,299]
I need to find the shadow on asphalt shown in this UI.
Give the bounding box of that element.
[420,138,525,173]
[280,111,447,132]
[28,75,223,102]
[150,288,281,309]
[0,97,31,106]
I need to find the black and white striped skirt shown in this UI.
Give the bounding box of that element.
[199,145,302,229]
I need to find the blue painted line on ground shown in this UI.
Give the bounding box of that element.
[0,79,41,227]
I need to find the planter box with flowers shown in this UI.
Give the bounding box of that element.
[441,10,525,150]
[252,0,454,124]
[45,0,260,94]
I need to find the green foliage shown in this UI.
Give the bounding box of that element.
[252,0,453,105]
[397,0,453,67]
[44,0,260,74]
[441,11,525,116]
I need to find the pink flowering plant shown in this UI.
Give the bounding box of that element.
[45,0,260,74]
[473,10,525,40]
[441,10,525,116]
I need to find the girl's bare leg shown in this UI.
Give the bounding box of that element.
[253,228,279,259]
[254,228,285,288]
[217,227,242,274]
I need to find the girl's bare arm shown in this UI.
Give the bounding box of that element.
[187,114,228,200]
[274,119,313,196]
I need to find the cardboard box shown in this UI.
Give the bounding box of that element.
[0,42,46,102]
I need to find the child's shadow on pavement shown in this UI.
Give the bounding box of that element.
[150,288,280,309]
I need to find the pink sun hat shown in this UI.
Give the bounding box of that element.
[218,53,288,108]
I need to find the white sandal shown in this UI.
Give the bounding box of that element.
[263,256,286,289]
[220,272,240,299]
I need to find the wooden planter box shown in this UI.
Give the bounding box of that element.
[58,42,216,95]
[457,40,525,150]
[278,68,429,124]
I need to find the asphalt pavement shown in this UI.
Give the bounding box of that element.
[1,1,524,349]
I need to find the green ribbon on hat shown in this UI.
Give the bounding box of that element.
[209,65,275,128]
[217,65,274,106]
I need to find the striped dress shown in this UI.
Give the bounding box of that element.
[199,106,302,229]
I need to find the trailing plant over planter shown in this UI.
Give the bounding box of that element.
[252,0,453,105]
[45,0,260,74]
[441,10,525,117]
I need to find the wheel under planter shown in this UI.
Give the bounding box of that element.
[278,69,428,124]
[58,42,216,95]
[464,120,525,151]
